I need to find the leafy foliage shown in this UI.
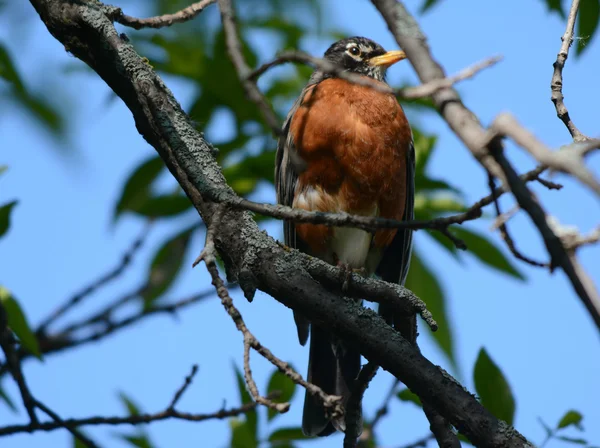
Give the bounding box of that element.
[116,393,155,448]
[559,410,584,430]
[473,348,515,425]
[142,225,196,307]
[0,200,17,239]
[405,251,456,368]
[0,287,41,359]
[538,410,596,448]
[266,369,296,421]
[541,0,600,56]
[576,0,600,55]
[0,43,63,134]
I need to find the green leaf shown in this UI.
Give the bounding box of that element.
[576,0,600,56]
[413,128,438,176]
[233,363,258,443]
[0,44,25,93]
[557,410,584,430]
[18,94,63,134]
[0,165,8,177]
[397,388,422,407]
[451,228,525,280]
[114,156,165,221]
[473,348,515,425]
[414,195,467,214]
[425,229,460,258]
[0,287,42,359]
[538,417,553,436]
[0,200,17,239]
[73,433,98,448]
[118,434,153,448]
[268,427,309,441]
[556,436,587,445]
[420,0,443,13]
[142,226,194,307]
[0,382,16,412]
[135,195,192,218]
[405,251,456,368]
[118,392,141,416]
[541,0,566,17]
[0,45,63,135]
[230,417,258,448]
[223,150,276,195]
[266,369,296,420]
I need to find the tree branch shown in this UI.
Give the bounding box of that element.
[370,0,600,335]
[218,0,281,135]
[248,50,502,100]
[195,205,340,417]
[36,222,151,335]
[0,397,261,437]
[111,0,217,30]
[550,0,588,141]
[26,1,533,445]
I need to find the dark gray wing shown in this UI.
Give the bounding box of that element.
[376,138,415,337]
[275,73,324,250]
[275,83,318,346]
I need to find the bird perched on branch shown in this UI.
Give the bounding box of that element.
[275,36,415,437]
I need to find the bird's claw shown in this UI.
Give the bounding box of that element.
[337,261,366,292]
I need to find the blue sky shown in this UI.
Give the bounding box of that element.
[1,0,599,447]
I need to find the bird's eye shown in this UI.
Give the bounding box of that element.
[347,46,361,56]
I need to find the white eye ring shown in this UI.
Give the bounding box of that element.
[346,45,361,57]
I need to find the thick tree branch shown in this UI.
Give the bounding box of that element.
[26,0,533,446]
[550,0,588,141]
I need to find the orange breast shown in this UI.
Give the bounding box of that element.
[290,77,412,253]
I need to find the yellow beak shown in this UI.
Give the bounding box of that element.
[368,50,407,67]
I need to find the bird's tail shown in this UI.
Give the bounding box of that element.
[301,324,362,437]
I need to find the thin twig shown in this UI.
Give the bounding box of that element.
[0,401,261,436]
[248,50,502,100]
[488,174,550,268]
[202,164,554,250]
[359,378,400,445]
[196,206,342,417]
[112,0,217,30]
[0,310,38,424]
[0,290,217,382]
[484,128,600,333]
[489,114,600,196]
[36,223,151,334]
[168,365,199,411]
[490,204,520,231]
[218,0,281,135]
[0,359,240,437]
[550,0,588,141]
[34,399,99,448]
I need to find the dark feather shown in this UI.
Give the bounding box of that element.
[376,139,416,339]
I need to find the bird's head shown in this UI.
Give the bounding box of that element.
[322,36,406,81]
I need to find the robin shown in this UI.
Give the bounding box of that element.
[275,36,415,437]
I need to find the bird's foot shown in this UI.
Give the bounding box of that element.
[337,261,366,293]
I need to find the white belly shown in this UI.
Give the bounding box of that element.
[331,226,373,268]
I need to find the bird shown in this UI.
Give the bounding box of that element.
[275,36,415,437]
